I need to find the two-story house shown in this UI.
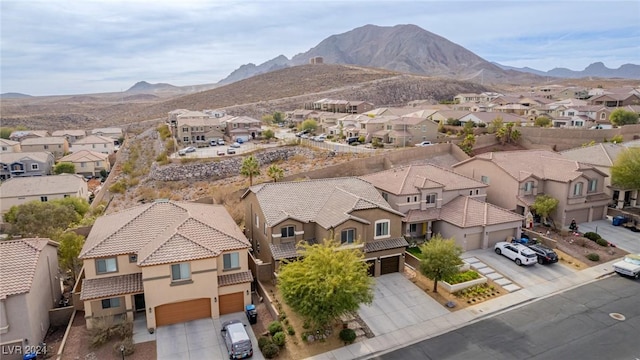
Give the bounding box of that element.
[242,178,408,277]
[51,130,87,144]
[78,200,252,330]
[176,112,225,146]
[0,174,89,213]
[20,137,69,159]
[360,165,523,251]
[0,239,61,360]
[452,150,610,227]
[70,135,115,155]
[224,116,263,141]
[0,152,55,181]
[386,117,439,147]
[9,130,49,142]
[90,128,123,142]
[0,139,21,153]
[59,150,111,178]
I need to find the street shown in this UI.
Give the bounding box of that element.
[374,276,640,360]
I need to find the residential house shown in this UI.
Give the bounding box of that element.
[285,109,322,127]
[386,117,439,147]
[20,137,68,159]
[560,143,637,208]
[223,116,262,140]
[168,109,189,127]
[0,174,89,213]
[452,150,610,227]
[91,128,123,142]
[242,178,408,277]
[9,130,49,142]
[78,200,252,329]
[70,135,115,155]
[328,114,369,138]
[589,93,640,107]
[0,152,55,180]
[0,239,61,360]
[453,92,502,104]
[359,115,398,143]
[176,111,224,146]
[427,110,469,124]
[51,130,87,144]
[59,150,111,178]
[317,112,341,135]
[458,112,526,126]
[360,165,523,250]
[0,139,21,153]
[346,101,375,114]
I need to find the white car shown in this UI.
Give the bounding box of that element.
[416,141,433,147]
[178,146,196,156]
[613,254,640,279]
[494,242,537,266]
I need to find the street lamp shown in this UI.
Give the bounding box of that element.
[120,344,125,360]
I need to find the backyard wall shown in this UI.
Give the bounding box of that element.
[49,306,74,327]
[519,124,640,151]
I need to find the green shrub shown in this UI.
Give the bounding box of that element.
[258,336,271,351]
[273,331,286,347]
[262,343,280,359]
[443,270,480,284]
[584,232,601,241]
[595,238,609,247]
[268,321,283,335]
[279,312,287,321]
[287,325,295,336]
[339,328,357,344]
[586,253,600,262]
[302,320,311,330]
[109,180,128,194]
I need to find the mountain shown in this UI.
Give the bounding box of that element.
[126,81,181,93]
[493,62,640,79]
[0,92,33,99]
[219,24,533,85]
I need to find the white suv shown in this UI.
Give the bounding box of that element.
[494,241,537,266]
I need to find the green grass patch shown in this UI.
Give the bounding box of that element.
[443,270,480,284]
[406,247,422,257]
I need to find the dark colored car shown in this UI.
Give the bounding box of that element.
[527,243,558,264]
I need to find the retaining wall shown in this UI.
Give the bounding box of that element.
[519,124,640,151]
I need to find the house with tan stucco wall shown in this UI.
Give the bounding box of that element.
[78,200,252,330]
[0,174,88,214]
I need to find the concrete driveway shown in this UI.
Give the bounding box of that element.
[358,273,449,336]
[579,218,640,254]
[155,314,265,360]
[462,248,578,289]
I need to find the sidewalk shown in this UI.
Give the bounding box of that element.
[306,259,619,360]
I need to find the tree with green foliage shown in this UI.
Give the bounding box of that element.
[273,111,284,124]
[0,127,13,139]
[609,108,639,126]
[488,117,504,134]
[277,240,374,329]
[534,116,551,127]
[263,129,275,141]
[611,148,640,190]
[54,162,76,174]
[240,155,260,187]
[299,119,318,133]
[458,134,476,155]
[609,135,624,144]
[266,164,284,182]
[261,114,274,125]
[496,122,520,145]
[57,232,85,284]
[530,194,559,225]
[418,235,463,293]
[463,121,475,136]
[3,199,89,238]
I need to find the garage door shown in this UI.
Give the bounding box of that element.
[219,292,244,315]
[566,208,589,225]
[156,298,211,327]
[366,260,376,277]
[591,206,605,222]
[488,229,516,248]
[464,233,482,251]
[380,256,400,275]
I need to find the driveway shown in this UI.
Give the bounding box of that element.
[462,248,578,289]
[155,314,265,360]
[579,219,640,254]
[359,273,449,336]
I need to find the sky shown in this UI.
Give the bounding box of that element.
[1,0,639,96]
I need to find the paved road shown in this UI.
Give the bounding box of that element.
[375,276,640,360]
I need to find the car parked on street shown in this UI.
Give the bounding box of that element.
[217,149,226,156]
[527,243,559,264]
[217,139,226,145]
[613,254,640,279]
[178,146,196,156]
[494,241,537,266]
[416,141,433,147]
[230,142,241,148]
[209,139,218,146]
[227,147,236,154]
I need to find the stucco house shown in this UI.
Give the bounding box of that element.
[0,239,61,360]
[386,117,440,147]
[243,178,408,277]
[70,135,115,155]
[452,150,610,227]
[59,150,111,178]
[0,152,55,181]
[360,165,522,251]
[176,111,224,146]
[0,139,21,153]
[223,116,263,140]
[20,137,69,159]
[90,128,123,141]
[0,174,89,213]
[9,130,49,142]
[51,130,87,144]
[78,200,253,330]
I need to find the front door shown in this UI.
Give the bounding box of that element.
[134,294,146,312]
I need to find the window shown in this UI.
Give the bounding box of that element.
[475,189,479,195]
[96,161,102,166]
[223,252,240,270]
[589,179,597,192]
[422,125,427,132]
[171,263,190,281]
[101,298,120,309]
[375,220,390,239]
[96,258,117,274]
[524,181,533,193]
[30,163,39,170]
[129,254,137,263]
[92,144,96,148]
[281,226,295,238]
[426,193,436,204]
[414,196,418,202]
[573,182,583,196]
[469,190,473,196]
[81,162,86,168]
[182,127,189,132]
[340,229,356,244]
[406,197,410,203]
[183,137,189,142]
[409,223,418,233]
[481,176,490,184]
[40,196,48,202]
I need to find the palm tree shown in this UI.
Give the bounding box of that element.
[240,156,260,186]
[267,164,284,183]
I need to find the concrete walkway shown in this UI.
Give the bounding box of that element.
[306,259,621,360]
